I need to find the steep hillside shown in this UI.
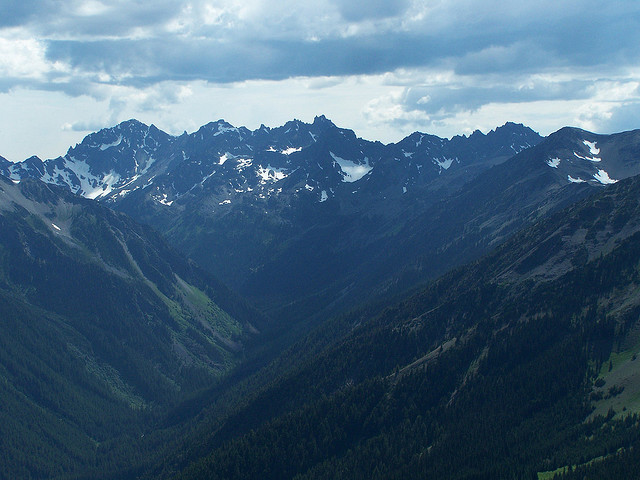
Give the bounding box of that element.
[0,175,264,479]
[0,119,542,317]
[7,120,640,358]
[164,174,640,480]
[3,122,640,478]
[239,126,640,326]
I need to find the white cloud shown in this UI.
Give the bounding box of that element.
[1,0,640,160]
[75,1,110,17]
[0,34,67,81]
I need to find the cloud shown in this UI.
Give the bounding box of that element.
[1,0,636,93]
[400,76,595,118]
[62,119,110,132]
[24,0,180,38]
[2,0,640,161]
[0,0,59,28]
[0,35,67,81]
[333,0,410,22]
[573,81,640,133]
[359,71,640,141]
[597,101,640,134]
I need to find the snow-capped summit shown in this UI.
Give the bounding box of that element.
[2,116,547,208]
[533,127,640,187]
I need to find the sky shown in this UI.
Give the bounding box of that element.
[1,0,639,162]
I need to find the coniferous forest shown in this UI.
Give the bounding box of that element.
[4,132,640,479]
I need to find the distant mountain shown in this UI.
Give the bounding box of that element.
[165,172,640,480]
[0,175,264,479]
[0,118,543,317]
[6,119,640,332]
[0,117,540,206]
[234,125,640,326]
[364,126,640,298]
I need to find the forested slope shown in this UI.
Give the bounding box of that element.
[0,176,265,478]
[167,174,640,480]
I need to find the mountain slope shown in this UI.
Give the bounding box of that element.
[238,126,640,327]
[0,118,542,299]
[0,175,264,479]
[167,173,640,480]
[6,120,640,345]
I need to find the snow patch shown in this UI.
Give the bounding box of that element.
[403,186,407,194]
[86,171,120,199]
[567,175,585,183]
[51,223,61,231]
[154,193,173,206]
[434,157,454,171]
[219,199,231,205]
[143,175,156,188]
[319,190,328,202]
[257,165,288,184]
[574,152,601,162]
[546,158,561,168]
[139,156,155,175]
[214,125,238,137]
[330,152,373,183]
[593,169,617,185]
[235,158,252,171]
[282,147,302,155]
[219,153,230,165]
[7,164,23,181]
[403,150,413,158]
[120,173,140,189]
[58,156,122,199]
[305,183,314,191]
[511,143,531,154]
[583,140,600,155]
[99,135,122,151]
[199,170,216,186]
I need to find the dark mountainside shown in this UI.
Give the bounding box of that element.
[2,119,640,478]
[167,172,640,480]
[8,119,640,333]
[0,176,265,479]
[1,118,544,322]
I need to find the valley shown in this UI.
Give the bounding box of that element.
[2,118,640,478]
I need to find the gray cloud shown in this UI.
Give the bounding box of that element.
[62,119,111,132]
[453,42,556,76]
[0,0,59,27]
[0,0,630,93]
[401,78,596,117]
[332,0,410,21]
[41,32,506,88]
[85,32,640,89]
[592,100,640,135]
[2,0,640,160]
[26,1,179,37]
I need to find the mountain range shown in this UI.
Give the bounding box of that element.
[3,117,640,478]
[169,166,640,480]
[6,117,639,325]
